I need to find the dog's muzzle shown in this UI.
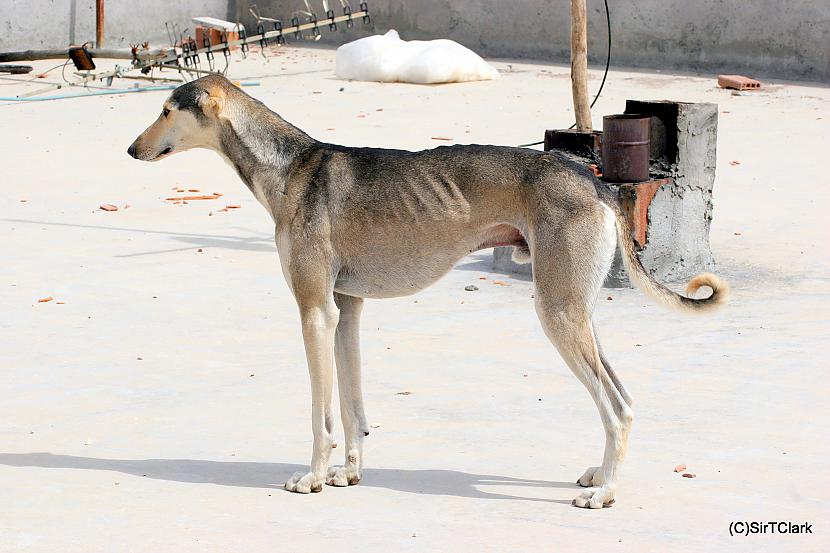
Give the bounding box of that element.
[127,142,173,161]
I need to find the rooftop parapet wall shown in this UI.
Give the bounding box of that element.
[240,0,829,82]
[4,1,826,81]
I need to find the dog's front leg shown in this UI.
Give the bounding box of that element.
[285,295,340,494]
[327,292,368,487]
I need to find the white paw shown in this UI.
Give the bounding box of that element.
[285,471,324,494]
[573,485,615,509]
[326,464,361,487]
[577,466,604,487]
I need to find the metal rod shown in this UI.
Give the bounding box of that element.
[155,63,219,75]
[74,7,370,86]
[157,9,368,61]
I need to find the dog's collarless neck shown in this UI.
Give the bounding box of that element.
[214,113,315,217]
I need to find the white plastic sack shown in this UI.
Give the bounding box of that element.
[335,30,500,84]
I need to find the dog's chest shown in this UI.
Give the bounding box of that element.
[250,178,274,220]
[274,228,294,294]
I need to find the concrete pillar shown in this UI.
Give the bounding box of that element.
[605,100,718,286]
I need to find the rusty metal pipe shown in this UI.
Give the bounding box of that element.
[96,0,105,48]
[0,47,171,63]
[601,114,650,182]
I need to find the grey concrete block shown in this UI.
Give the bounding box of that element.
[608,101,718,286]
[492,246,532,276]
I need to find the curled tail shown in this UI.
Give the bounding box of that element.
[607,202,728,313]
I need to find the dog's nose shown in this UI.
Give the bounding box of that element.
[127,143,137,159]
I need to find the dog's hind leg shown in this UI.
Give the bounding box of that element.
[594,323,633,408]
[531,205,633,508]
[327,292,368,487]
[285,284,340,494]
[575,325,633,491]
[574,323,634,491]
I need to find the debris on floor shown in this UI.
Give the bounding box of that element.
[99,204,119,212]
[673,464,686,473]
[165,193,222,201]
[464,285,479,291]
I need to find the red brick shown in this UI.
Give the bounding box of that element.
[717,75,761,90]
[618,178,671,248]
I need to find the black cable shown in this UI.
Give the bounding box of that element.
[519,0,611,147]
[587,0,611,112]
[0,61,65,85]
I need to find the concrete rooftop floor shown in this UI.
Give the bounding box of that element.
[1,46,828,552]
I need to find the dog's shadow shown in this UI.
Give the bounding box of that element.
[0,452,575,504]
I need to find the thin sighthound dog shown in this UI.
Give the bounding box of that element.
[128,75,727,508]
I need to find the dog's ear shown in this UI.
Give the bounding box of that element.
[198,89,225,117]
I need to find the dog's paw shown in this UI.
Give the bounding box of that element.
[572,485,615,509]
[326,464,361,487]
[285,471,324,494]
[577,466,604,487]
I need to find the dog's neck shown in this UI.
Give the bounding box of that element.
[212,95,315,203]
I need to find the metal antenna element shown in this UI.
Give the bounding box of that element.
[32,2,372,93]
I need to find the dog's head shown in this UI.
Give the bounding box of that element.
[127,74,231,161]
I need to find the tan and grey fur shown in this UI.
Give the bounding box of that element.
[128,74,727,508]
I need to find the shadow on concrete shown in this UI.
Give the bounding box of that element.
[453,252,533,282]
[0,452,575,504]
[1,218,275,256]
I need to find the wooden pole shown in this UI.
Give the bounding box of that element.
[570,0,592,131]
[96,0,105,48]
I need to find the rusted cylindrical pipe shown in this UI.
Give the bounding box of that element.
[96,0,105,48]
[601,114,651,183]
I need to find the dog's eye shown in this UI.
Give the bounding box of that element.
[162,108,170,118]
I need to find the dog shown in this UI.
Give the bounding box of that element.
[128,74,727,508]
